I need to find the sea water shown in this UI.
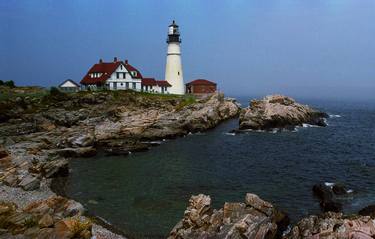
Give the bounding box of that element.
[66,98,375,238]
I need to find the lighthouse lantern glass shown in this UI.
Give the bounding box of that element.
[168,26,174,35]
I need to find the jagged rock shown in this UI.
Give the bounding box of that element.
[18,174,40,191]
[168,193,287,239]
[24,196,84,218]
[2,173,18,187]
[245,193,274,216]
[239,95,328,130]
[42,159,69,178]
[38,214,54,228]
[283,212,375,239]
[69,133,95,148]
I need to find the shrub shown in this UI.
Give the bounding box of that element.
[0,80,4,86]
[49,87,61,95]
[4,80,15,88]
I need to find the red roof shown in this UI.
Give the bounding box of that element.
[156,80,171,87]
[80,59,143,85]
[186,79,216,86]
[125,60,143,79]
[142,78,157,86]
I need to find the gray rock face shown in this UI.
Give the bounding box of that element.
[168,193,289,239]
[239,95,328,131]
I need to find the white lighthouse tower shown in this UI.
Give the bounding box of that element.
[165,20,184,95]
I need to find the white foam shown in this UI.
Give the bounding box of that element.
[347,189,354,193]
[329,114,342,118]
[324,182,335,187]
[302,123,319,128]
[225,132,236,136]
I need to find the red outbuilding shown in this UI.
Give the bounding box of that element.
[185,79,217,95]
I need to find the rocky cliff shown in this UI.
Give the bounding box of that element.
[239,95,328,131]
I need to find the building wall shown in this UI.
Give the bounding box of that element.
[142,85,170,94]
[106,64,142,91]
[188,84,217,94]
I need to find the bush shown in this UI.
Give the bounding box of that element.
[4,80,15,88]
[0,80,4,86]
[49,87,61,95]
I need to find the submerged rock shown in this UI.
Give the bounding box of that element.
[168,193,289,239]
[359,205,375,218]
[239,95,328,131]
[312,183,353,213]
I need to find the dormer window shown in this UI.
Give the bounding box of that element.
[132,71,137,77]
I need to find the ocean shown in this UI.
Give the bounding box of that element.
[66,97,375,238]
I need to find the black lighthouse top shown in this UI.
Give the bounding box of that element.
[167,20,181,43]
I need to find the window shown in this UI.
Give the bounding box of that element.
[126,82,129,89]
[116,72,120,79]
[133,71,137,77]
[123,72,126,78]
[178,71,180,76]
[132,82,136,89]
[120,65,123,70]
[120,83,123,86]
[113,82,117,90]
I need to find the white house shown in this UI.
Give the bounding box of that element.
[80,57,143,91]
[58,79,80,92]
[141,78,171,94]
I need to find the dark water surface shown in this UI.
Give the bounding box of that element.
[66,98,375,238]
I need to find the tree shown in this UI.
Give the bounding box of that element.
[0,80,4,86]
[4,80,15,88]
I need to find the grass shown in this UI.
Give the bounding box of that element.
[175,95,197,111]
[0,86,48,102]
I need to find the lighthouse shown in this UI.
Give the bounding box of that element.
[165,20,184,95]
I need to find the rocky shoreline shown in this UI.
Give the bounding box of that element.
[1,89,374,239]
[0,90,240,238]
[169,192,375,239]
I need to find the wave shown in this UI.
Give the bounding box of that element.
[329,114,342,118]
[225,132,236,136]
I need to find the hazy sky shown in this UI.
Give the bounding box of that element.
[1,0,374,100]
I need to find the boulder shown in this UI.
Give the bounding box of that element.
[168,193,287,239]
[2,173,18,187]
[38,214,54,228]
[239,95,328,131]
[18,174,40,191]
[312,183,353,213]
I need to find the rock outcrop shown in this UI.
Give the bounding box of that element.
[284,212,375,239]
[168,193,289,239]
[0,90,239,238]
[239,95,328,131]
[0,196,91,238]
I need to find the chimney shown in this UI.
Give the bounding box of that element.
[114,57,118,62]
[125,59,128,64]
[99,59,103,63]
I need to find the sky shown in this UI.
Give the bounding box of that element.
[1,0,375,100]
